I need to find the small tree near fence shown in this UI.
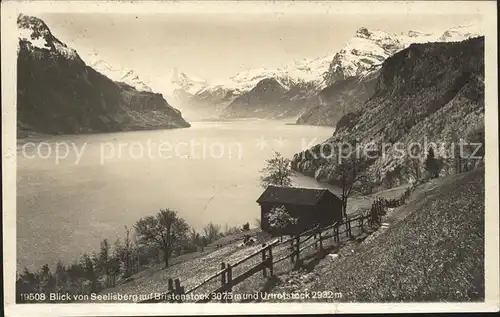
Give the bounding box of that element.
[265,205,298,240]
[331,144,371,220]
[424,147,442,179]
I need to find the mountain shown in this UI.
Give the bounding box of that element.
[189,24,481,121]
[17,15,190,135]
[323,27,404,85]
[296,25,483,126]
[296,70,380,126]
[436,24,483,42]
[182,55,333,120]
[89,59,153,93]
[291,37,485,189]
[212,55,333,93]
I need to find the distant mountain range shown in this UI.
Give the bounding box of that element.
[76,23,482,123]
[17,15,190,135]
[16,14,483,135]
[159,23,482,122]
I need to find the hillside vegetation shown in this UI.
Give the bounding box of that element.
[304,168,485,302]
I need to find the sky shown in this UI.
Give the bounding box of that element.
[37,11,482,83]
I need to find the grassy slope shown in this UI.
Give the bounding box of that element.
[309,168,484,302]
[95,229,277,302]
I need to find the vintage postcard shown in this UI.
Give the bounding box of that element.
[2,0,499,315]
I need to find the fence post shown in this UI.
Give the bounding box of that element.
[295,235,300,265]
[168,278,174,292]
[220,262,226,303]
[174,278,182,303]
[261,243,267,278]
[318,229,323,252]
[167,278,174,302]
[268,247,274,276]
[290,237,295,263]
[226,264,233,303]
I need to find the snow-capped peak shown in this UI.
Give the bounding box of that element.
[324,27,404,84]
[168,68,208,95]
[89,59,152,92]
[203,54,333,95]
[437,24,483,42]
[17,14,79,60]
[325,24,483,85]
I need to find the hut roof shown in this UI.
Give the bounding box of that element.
[256,185,341,206]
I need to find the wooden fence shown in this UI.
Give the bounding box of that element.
[139,186,412,303]
[138,215,372,303]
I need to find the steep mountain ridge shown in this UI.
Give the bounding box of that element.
[17,15,190,135]
[291,37,485,188]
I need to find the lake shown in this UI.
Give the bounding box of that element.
[16,119,336,270]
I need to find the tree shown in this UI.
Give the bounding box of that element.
[188,228,202,251]
[134,209,189,268]
[265,205,298,239]
[96,239,111,287]
[17,267,38,302]
[202,222,222,244]
[109,238,123,285]
[424,147,441,178]
[464,128,485,171]
[407,157,422,183]
[331,148,370,220]
[121,226,133,278]
[260,151,293,188]
[78,253,97,293]
[54,260,68,293]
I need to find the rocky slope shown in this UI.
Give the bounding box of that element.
[295,25,483,127]
[291,37,485,188]
[17,15,190,135]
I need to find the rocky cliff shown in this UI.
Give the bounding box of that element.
[291,37,485,188]
[17,15,190,135]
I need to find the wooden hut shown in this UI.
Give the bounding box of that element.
[256,186,343,236]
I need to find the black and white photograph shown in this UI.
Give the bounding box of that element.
[2,0,499,315]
